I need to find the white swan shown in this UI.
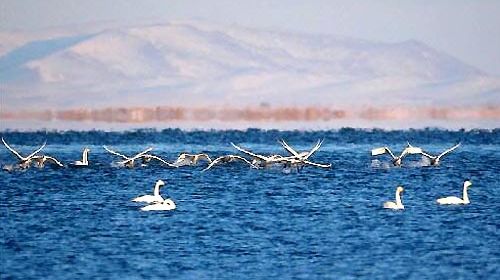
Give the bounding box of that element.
[437,180,472,205]
[2,137,46,168]
[419,143,461,166]
[132,180,166,203]
[278,139,332,169]
[73,147,90,166]
[103,146,153,168]
[140,199,176,211]
[231,142,285,167]
[383,186,405,210]
[372,143,422,166]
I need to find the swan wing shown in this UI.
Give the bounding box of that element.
[418,150,435,159]
[371,147,395,159]
[279,139,300,157]
[44,156,64,167]
[140,200,176,211]
[1,137,26,160]
[103,146,129,160]
[202,156,226,171]
[436,143,461,160]
[26,141,47,160]
[131,147,154,160]
[304,139,323,160]
[143,154,176,167]
[230,155,259,168]
[231,142,269,161]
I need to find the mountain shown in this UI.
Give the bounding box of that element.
[1,21,499,111]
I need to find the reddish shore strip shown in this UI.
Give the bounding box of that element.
[1,106,499,123]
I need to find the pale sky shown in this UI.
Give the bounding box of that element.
[1,0,500,75]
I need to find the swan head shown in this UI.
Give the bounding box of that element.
[464,180,472,188]
[156,180,165,187]
[396,186,404,193]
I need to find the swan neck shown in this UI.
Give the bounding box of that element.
[154,183,162,196]
[395,191,403,207]
[82,150,89,164]
[463,185,469,204]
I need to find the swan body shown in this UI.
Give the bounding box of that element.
[437,180,472,205]
[384,186,405,210]
[140,199,176,211]
[132,180,166,203]
[73,147,90,166]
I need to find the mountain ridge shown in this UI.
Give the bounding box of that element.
[1,21,498,110]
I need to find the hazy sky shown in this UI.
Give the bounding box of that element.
[1,0,500,75]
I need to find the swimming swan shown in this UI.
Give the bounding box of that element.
[383,186,405,210]
[140,199,176,211]
[132,180,166,203]
[73,147,90,166]
[437,180,472,205]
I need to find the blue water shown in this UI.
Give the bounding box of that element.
[1,128,499,279]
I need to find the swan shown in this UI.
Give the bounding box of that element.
[140,199,176,211]
[73,147,90,166]
[132,180,166,203]
[1,137,46,169]
[371,144,422,166]
[418,143,461,166]
[202,155,258,171]
[437,180,472,205]
[279,139,332,169]
[172,153,212,167]
[230,142,285,167]
[32,155,64,168]
[383,186,405,210]
[103,146,153,168]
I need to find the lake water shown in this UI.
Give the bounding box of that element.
[1,128,499,279]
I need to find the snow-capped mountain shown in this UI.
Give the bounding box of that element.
[1,21,499,110]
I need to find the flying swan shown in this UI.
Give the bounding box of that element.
[371,143,422,166]
[1,137,46,169]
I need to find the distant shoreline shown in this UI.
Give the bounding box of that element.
[1,105,499,131]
